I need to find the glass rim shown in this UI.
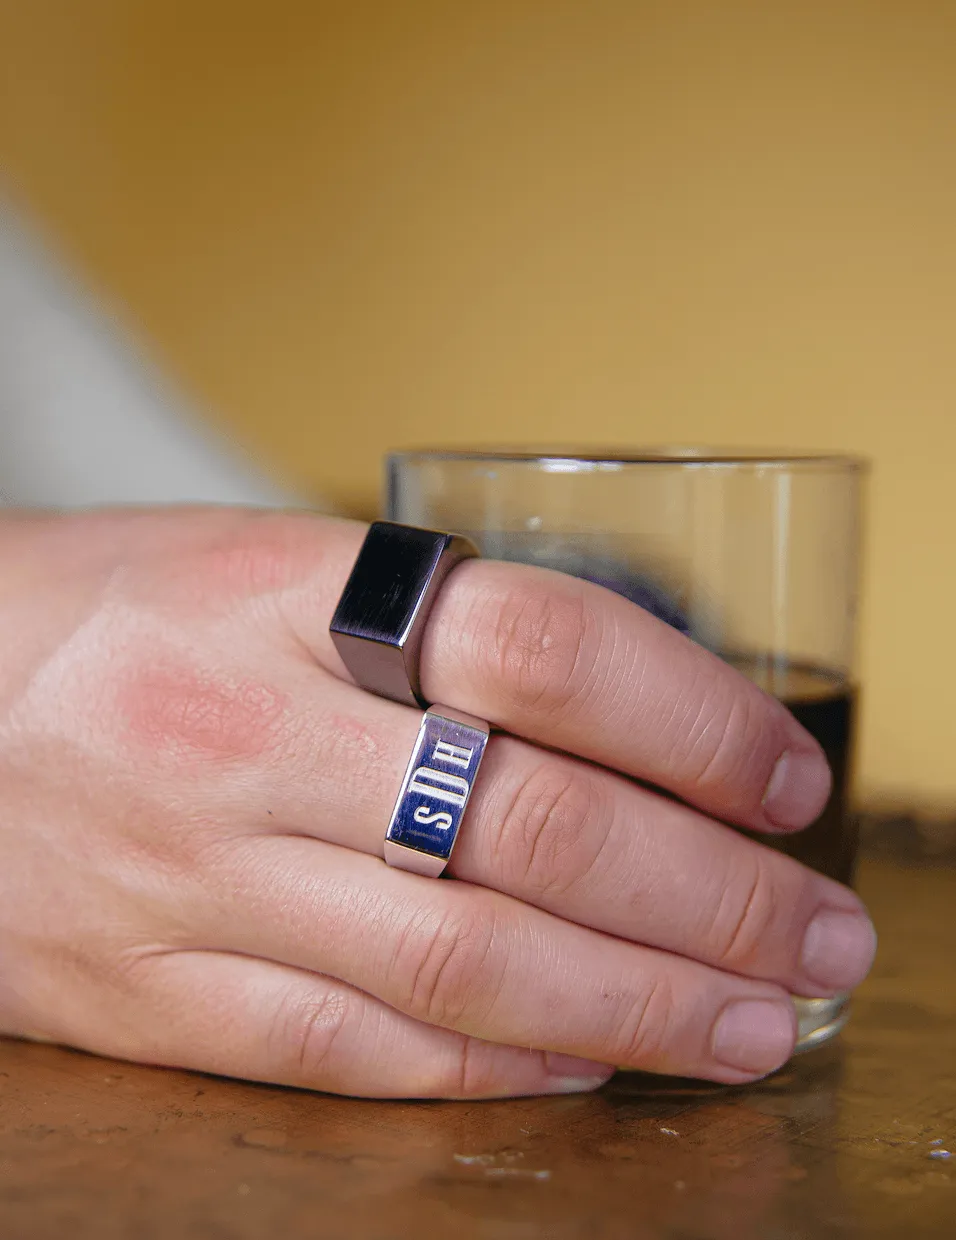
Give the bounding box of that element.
[388,446,868,472]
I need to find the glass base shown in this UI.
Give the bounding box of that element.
[793,992,851,1053]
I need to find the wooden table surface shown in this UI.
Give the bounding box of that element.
[2,821,954,1240]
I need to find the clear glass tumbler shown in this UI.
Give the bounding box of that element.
[387,448,866,1054]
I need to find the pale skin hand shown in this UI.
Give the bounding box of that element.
[0,508,877,1098]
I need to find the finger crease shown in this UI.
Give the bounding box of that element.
[717,867,765,967]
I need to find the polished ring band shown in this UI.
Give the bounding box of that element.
[329,521,478,708]
[384,706,490,876]
[329,521,490,876]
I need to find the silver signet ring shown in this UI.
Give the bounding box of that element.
[329,521,479,708]
[384,705,490,876]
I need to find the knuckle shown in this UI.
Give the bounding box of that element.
[315,709,389,771]
[496,763,607,899]
[188,514,304,601]
[710,859,780,972]
[269,984,352,1077]
[616,974,681,1070]
[395,904,501,1029]
[123,816,245,893]
[95,940,162,999]
[488,583,593,718]
[679,679,767,791]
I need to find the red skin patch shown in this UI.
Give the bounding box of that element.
[116,662,290,765]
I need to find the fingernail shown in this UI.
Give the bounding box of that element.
[543,1052,615,1093]
[801,908,877,993]
[712,999,796,1076]
[762,749,832,829]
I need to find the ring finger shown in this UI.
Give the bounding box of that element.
[247,675,876,1001]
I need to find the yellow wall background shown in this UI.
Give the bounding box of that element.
[1,1,954,809]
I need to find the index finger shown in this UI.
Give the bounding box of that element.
[300,519,831,833]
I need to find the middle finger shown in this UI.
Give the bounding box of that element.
[297,520,832,834]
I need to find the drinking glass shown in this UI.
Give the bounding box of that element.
[387,448,866,1054]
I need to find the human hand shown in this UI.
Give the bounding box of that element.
[0,508,875,1097]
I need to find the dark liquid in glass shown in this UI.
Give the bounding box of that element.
[731,660,858,887]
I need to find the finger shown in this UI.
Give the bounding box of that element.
[59,951,614,1099]
[284,519,831,833]
[453,736,875,1001]
[424,560,831,833]
[225,674,874,1000]
[193,836,799,1084]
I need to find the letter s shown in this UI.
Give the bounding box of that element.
[413,805,454,831]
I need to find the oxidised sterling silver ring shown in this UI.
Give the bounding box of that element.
[329,521,479,708]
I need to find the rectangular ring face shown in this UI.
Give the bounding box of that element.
[329,523,448,650]
[386,710,489,864]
